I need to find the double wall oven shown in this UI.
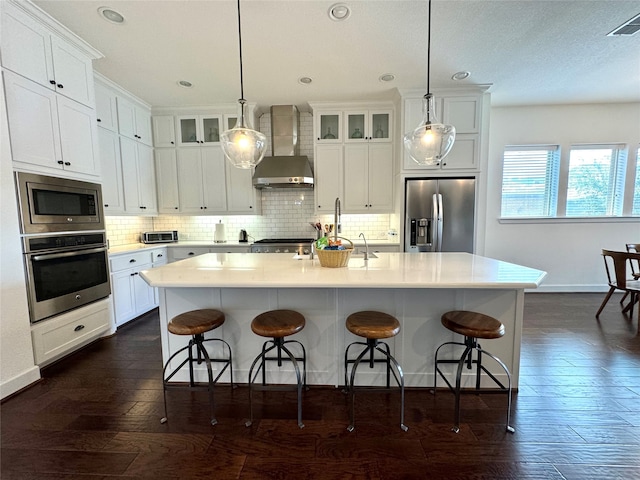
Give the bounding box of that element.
[15,172,111,323]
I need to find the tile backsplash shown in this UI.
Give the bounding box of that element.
[105,111,397,247]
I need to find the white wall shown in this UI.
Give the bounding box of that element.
[0,73,41,399]
[484,103,640,291]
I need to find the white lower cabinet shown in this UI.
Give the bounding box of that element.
[31,298,111,366]
[110,251,157,327]
[169,247,211,262]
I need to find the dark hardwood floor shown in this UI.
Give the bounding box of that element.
[2,293,640,479]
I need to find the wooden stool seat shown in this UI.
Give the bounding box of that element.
[251,310,305,338]
[344,311,407,432]
[168,309,225,336]
[434,310,513,434]
[441,310,505,339]
[346,311,400,339]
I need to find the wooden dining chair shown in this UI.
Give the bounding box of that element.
[596,249,640,321]
[620,244,640,312]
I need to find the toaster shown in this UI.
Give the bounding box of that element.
[142,231,178,244]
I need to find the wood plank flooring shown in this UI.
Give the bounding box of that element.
[2,293,640,479]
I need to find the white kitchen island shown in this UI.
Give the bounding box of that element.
[141,252,546,389]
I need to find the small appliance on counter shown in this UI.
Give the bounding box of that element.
[239,229,248,243]
[214,220,226,243]
[142,231,178,244]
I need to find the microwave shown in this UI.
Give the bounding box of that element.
[15,172,105,234]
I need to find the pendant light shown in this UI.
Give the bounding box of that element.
[220,0,267,169]
[403,0,455,166]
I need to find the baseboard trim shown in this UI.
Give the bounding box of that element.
[0,365,41,400]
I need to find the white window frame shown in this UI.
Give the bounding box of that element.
[500,143,638,223]
[500,145,560,218]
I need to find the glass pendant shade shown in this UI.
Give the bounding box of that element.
[220,99,267,169]
[403,94,456,166]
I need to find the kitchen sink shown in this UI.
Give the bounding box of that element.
[350,252,378,259]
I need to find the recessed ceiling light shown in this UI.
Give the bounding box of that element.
[298,77,313,85]
[177,80,193,88]
[379,73,395,82]
[452,71,471,81]
[329,3,351,21]
[98,7,124,24]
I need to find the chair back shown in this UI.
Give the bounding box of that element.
[602,249,640,289]
[625,243,640,277]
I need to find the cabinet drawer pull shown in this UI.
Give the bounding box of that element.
[64,162,71,166]
[129,259,136,263]
[97,118,102,122]
[157,254,163,258]
[188,252,195,256]
[57,160,64,165]
[74,324,85,332]
[57,84,63,89]
[49,80,56,85]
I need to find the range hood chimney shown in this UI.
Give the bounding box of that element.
[252,105,314,189]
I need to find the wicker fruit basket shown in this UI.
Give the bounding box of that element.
[316,237,354,268]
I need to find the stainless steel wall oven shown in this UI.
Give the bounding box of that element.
[23,232,111,323]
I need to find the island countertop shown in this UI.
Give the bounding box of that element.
[140,252,546,289]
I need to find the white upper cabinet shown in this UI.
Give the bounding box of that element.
[94,81,118,132]
[120,137,157,214]
[152,116,176,147]
[314,111,342,143]
[176,114,223,147]
[225,165,261,214]
[177,146,227,213]
[4,71,99,177]
[97,128,125,214]
[402,90,487,172]
[314,144,343,214]
[1,2,97,108]
[343,143,393,213]
[344,110,392,143]
[155,149,180,213]
[117,96,152,146]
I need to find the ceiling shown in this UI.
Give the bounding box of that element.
[33,0,640,112]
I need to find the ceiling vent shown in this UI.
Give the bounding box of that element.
[607,13,640,36]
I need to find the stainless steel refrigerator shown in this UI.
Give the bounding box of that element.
[404,177,476,253]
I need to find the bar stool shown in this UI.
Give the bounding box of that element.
[161,309,233,426]
[344,311,408,432]
[246,309,307,429]
[433,310,514,434]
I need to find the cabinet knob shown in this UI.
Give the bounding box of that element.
[64,162,71,166]
[74,324,85,332]
[171,141,174,144]
[174,206,178,209]
[49,80,56,85]
[57,160,64,165]
[129,259,136,263]
[249,205,252,209]
[188,252,195,256]
[97,118,102,122]
[57,84,63,89]
[104,204,109,207]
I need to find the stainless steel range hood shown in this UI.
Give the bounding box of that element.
[252,105,314,189]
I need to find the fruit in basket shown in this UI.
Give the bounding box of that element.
[316,237,346,250]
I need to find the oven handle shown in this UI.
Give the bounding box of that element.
[31,246,107,262]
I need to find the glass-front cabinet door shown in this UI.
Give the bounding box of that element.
[176,114,222,146]
[344,110,391,142]
[315,111,342,143]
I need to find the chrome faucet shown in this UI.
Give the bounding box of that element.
[359,232,369,261]
[334,197,341,241]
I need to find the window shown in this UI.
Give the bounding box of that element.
[501,143,633,219]
[633,148,640,215]
[501,145,560,217]
[566,145,626,216]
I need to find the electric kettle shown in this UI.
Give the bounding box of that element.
[239,229,248,243]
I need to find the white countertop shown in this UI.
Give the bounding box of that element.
[140,252,546,289]
[108,239,400,255]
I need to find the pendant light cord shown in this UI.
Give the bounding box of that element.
[236,0,245,101]
[426,0,431,95]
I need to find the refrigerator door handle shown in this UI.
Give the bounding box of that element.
[432,193,439,252]
[437,193,444,252]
